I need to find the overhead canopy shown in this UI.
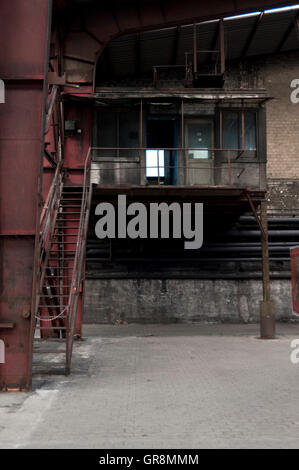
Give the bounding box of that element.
[94,88,271,105]
[96,6,299,83]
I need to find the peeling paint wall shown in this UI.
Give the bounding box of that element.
[84,278,293,324]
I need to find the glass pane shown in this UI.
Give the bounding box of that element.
[223,111,239,149]
[244,111,256,150]
[187,121,212,159]
[146,150,165,177]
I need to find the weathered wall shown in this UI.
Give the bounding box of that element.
[84,278,293,324]
[265,52,299,180]
[226,51,299,182]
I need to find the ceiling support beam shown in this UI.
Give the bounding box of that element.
[242,11,264,58]
[136,32,141,76]
[276,17,295,53]
[172,25,181,65]
[219,18,225,75]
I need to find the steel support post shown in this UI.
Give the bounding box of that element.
[0,0,53,391]
[260,200,276,339]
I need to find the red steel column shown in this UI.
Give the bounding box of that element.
[0,0,52,390]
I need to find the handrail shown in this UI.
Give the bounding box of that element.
[66,147,92,371]
[34,159,64,323]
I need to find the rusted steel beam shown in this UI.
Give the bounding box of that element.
[246,194,275,338]
[0,0,52,391]
[242,12,264,58]
[246,192,266,241]
[219,18,225,75]
[276,17,295,53]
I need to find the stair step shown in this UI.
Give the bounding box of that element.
[33,350,66,354]
[44,275,72,278]
[38,304,69,307]
[40,294,70,297]
[49,242,78,244]
[50,250,76,253]
[62,191,83,194]
[42,286,71,288]
[34,338,66,342]
[36,326,68,330]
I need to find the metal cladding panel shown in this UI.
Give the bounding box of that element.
[291,246,299,315]
[0,238,35,390]
[0,140,41,235]
[0,0,51,390]
[0,83,42,235]
[64,102,92,184]
[0,0,48,78]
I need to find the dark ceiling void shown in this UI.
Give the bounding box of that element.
[95,6,299,86]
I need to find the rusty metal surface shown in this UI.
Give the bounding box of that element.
[0,0,52,391]
[56,0,299,85]
[291,246,299,315]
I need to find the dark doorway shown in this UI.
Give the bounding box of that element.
[146,118,177,185]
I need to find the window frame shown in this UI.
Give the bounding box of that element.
[220,108,258,152]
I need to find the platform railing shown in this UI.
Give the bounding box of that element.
[90,147,261,188]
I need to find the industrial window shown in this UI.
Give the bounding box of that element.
[222,110,256,150]
[146,150,165,177]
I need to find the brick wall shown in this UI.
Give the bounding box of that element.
[264,52,299,180]
[226,51,299,181]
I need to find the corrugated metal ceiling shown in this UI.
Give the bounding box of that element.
[104,7,299,77]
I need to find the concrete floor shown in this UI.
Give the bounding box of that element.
[1,323,299,449]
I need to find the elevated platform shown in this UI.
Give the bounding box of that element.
[92,185,266,217]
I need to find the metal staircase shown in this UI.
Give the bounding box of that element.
[32,151,92,375]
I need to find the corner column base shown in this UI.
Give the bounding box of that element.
[260,300,276,339]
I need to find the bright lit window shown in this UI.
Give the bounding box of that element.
[146,150,165,177]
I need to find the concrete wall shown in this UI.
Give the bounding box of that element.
[84,278,294,324]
